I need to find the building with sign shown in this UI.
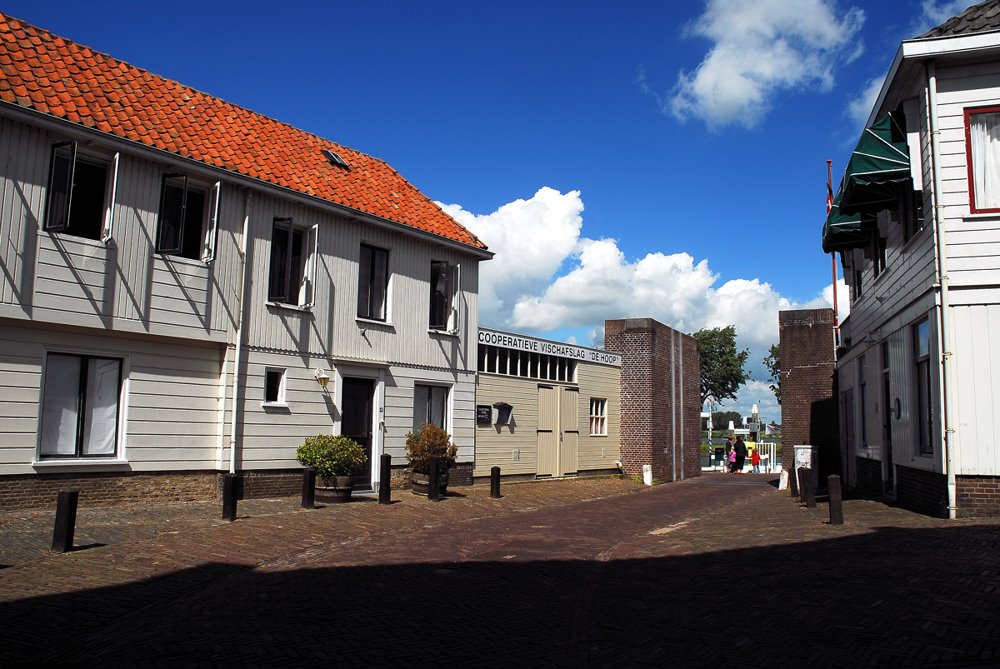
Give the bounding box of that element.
[475,328,622,479]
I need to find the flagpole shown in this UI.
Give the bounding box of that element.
[827,160,840,347]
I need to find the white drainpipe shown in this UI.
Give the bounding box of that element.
[228,190,253,475]
[927,62,957,518]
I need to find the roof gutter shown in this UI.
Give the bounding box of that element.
[0,102,494,261]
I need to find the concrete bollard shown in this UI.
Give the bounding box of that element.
[301,468,316,509]
[428,456,441,501]
[51,490,79,553]
[828,474,844,525]
[222,473,240,521]
[490,466,501,498]
[379,453,392,505]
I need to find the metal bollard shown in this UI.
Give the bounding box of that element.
[797,467,807,503]
[790,465,799,497]
[51,490,79,553]
[301,468,316,509]
[379,453,392,505]
[490,466,501,498]
[828,474,844,525]
[222,473,240,521]
[804,468,816,508]
[428,456,441,501]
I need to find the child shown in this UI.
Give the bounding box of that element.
[751,448,761,474]
[728,446,737,474]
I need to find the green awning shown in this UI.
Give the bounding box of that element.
[822,186,871,253]
[839,112,911,216]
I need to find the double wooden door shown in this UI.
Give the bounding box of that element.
[537,385,579,477]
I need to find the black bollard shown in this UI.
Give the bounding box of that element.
[222,473,239,521]
[804,468,816,508]
[379,453,392,505]
[51,490,79,553]
[828,474,844,525]
[428,456,441,501]
[490,466,501,498]
[301,468,316,509]
[790,465,799,497]
[797,467,807,503]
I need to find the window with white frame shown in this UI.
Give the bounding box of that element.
[858,355,868,451]
[44,141,110,241]
[268,218,316,306]
[156,174,220,261]
[357,243,389,321]
[413,384,448,432]
[264,368,286,404]
[39,353,122,459]
[872,235,887,279]
[429,260,459,331]
[965,106,1000,213]
[913,319,933,456]
[590,398,607,436]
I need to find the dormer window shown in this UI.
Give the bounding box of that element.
[322,149,349,170]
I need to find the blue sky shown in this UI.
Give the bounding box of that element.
[0,0,977,421]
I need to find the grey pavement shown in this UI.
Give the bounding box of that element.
[1,473,998,667]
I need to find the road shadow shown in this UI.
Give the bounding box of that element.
[2,523,999,667]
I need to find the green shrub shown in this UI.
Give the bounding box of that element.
[295,434,367,481]
[405,423,457,474]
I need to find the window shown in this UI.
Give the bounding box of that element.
[914,319,933,456]
[44,142,109,240]
[429,260,459,331]
[357,244,389,321]
[264,369,286,404]
[476,344,578,382]
[40,353,122,459]
[590,398,607,436]
[965,106,1000,213]
[413,384,448,432]
[872,236,887,279]
[268,218,316,306]
[157,175,219,260]
[900,189,924,243]
[858,355,868,451]
[853,268,864,301]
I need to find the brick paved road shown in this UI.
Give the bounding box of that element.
[1,474,998,667]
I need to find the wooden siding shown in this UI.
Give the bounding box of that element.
[949,303,1000,475]
[473,361,620,477]
[0,323,224,476]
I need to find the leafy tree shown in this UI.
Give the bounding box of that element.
[691,326,749,405]
[763,343,780,405]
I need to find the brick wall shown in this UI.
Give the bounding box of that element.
[778,309,839,493]
[854,456,883,497]
[0,471,218,510]
[605,318,701,483]
[896,465,948,517]
[956,475,1000,517]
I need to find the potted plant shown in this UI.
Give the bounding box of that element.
[406,423,457,497]
[295,434,367,503]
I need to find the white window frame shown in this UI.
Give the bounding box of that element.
[267,218,318,308]
[413,383,451,433]
[156,173,218,262]
[357,243,390,322]
[590,398,607,436]
[263,368,288,407]
[44,140,114,242]
[964,105,1000,213]
[429,260,460,333]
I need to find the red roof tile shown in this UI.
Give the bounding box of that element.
[0,12,487,252]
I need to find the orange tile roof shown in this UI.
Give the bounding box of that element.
[0,12,487,252]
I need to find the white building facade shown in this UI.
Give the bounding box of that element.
[0,12,490,508]
[824,2,1000,517]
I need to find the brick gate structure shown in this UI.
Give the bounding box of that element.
[605,318,700,483]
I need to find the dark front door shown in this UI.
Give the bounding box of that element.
[342,377,374,490]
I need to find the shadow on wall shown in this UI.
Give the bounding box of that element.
[3,524,1000,666]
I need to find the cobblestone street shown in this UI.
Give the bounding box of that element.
[2,474,999,667]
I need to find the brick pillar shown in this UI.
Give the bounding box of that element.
[605,318,701,483]
[778,308,839,483]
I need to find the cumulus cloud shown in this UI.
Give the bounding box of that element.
[846,75,885,130]
[667,0,865,130]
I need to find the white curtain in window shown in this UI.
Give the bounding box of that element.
[970,112,1000,209]
[82,358,120,455]
[40,355,81,456]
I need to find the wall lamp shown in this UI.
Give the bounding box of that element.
[314,368,331,388]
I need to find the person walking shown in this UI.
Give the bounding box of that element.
[734,435,748,474]
[751,447,761,474]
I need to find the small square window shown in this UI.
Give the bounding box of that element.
[590,398,607,436]
[264,369,286,404]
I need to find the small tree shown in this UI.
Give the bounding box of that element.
[296,434,367,484]
[691,326,749,405]
[763,343,781,405]
[406,423,457,474]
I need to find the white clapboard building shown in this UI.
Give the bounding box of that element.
[0,12,491,508]
[823,1,1000,517]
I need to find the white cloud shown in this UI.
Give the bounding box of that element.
[846,75,885,130]
[668,0,865,130]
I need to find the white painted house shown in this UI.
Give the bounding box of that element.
[0,12,491,508]
[823,1,1000,517]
